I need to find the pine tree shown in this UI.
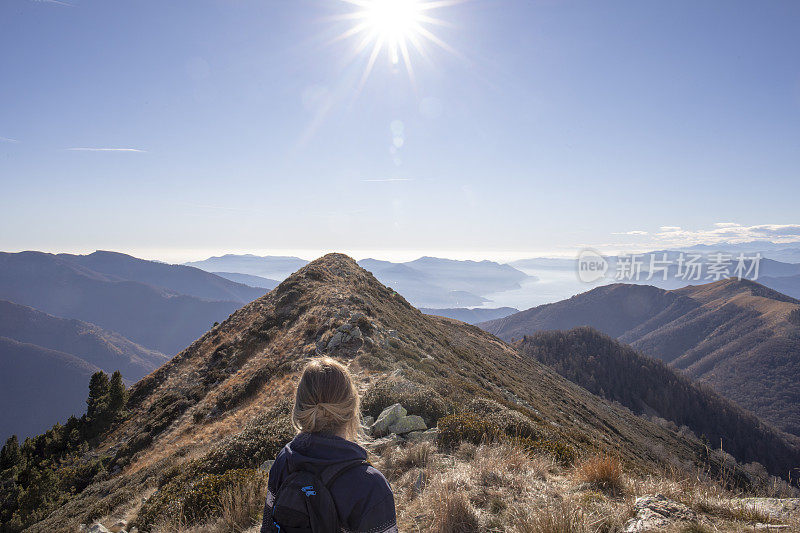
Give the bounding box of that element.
[0,434,20,470]
[86,371,110,421]
[108,370,127,419]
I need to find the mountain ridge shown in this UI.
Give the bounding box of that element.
[20,253,765,531]
[480,278,800,435]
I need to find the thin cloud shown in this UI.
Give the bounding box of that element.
[32,0,73,6]
[0,137,19,143]
[612,223,800,248]
[612,230,648,236]
[361,178,414,182]
[65,147,147,152]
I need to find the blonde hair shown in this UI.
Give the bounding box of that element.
[292,357,361,441]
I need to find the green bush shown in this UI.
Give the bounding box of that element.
[183,468,265,523]
[513,437,576,466]
[437,412,575,466]
[437,413,503,450]
[362,381,449,426]
[466,398,540,440]
[200,400,294,474]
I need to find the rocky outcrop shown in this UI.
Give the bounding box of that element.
[371,403,407,437]
[624,494,705,532]
[388,415,427,435]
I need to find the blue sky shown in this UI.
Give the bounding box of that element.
[1,0,799,262]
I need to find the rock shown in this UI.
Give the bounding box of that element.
[88,524,111,533]
[406,428,439,443]
[362,415,375,427]
[327,324,363,351]
[734,498,800,521]
[109,520,127,533]
[129,528,139,533]
[364,434,404,452]
[372,403,407,437]
[624,494,702,532]
[388,415,427,435]
[259,459,275,472]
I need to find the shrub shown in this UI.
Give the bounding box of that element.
[136,467,266,529]
[183,469,265,523]
[200,400,294,474]
[362,380,449,426]
[511,437,576,467]
[466,398,539,439]
[575,454,624,495]
[437,413,503,450]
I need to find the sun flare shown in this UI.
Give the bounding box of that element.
[338,0,458,86]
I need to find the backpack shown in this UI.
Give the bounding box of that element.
[268,459,367,533]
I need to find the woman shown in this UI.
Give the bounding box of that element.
[261,357,397,533]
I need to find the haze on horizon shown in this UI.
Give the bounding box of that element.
[2,0,799,260]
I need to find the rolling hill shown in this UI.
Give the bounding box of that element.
[13,254,774,531]
[0,251,246,355]
[481,279,800,436]
[0,299,167,382]
[0,337,100,440]
[57,250,266,303]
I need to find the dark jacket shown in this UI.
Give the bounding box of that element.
[261,432,397,533]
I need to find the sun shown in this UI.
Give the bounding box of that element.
[337,0,458,85]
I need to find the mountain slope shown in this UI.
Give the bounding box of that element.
[516,327,800,476]
[0,337,99,440]
[0,251,243,354]
[58,250,266,303]
[481,279,800,436]
[0,299,167,381]
[23,254,762,531]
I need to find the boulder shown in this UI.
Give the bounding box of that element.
[109,520,127,533]
[327,324,363,350]
[388,415,427,435]
[88,524,111,533]
[362,415,375,427]
[371,403,407,437]
[406,428,439,443]
[624,494,703,532]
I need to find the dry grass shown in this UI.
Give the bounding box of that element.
[575,455,625,496]
[509,500,589,533]
[431,489,481,533]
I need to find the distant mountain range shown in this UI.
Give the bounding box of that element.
[0,299,167,382]
[0,251,263,355]
[211,272,279,290]
[481,278,800,436]
[420,306,518,324]
[184,254,308,281]
[184,253,531,308]
[0,336,100,441]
